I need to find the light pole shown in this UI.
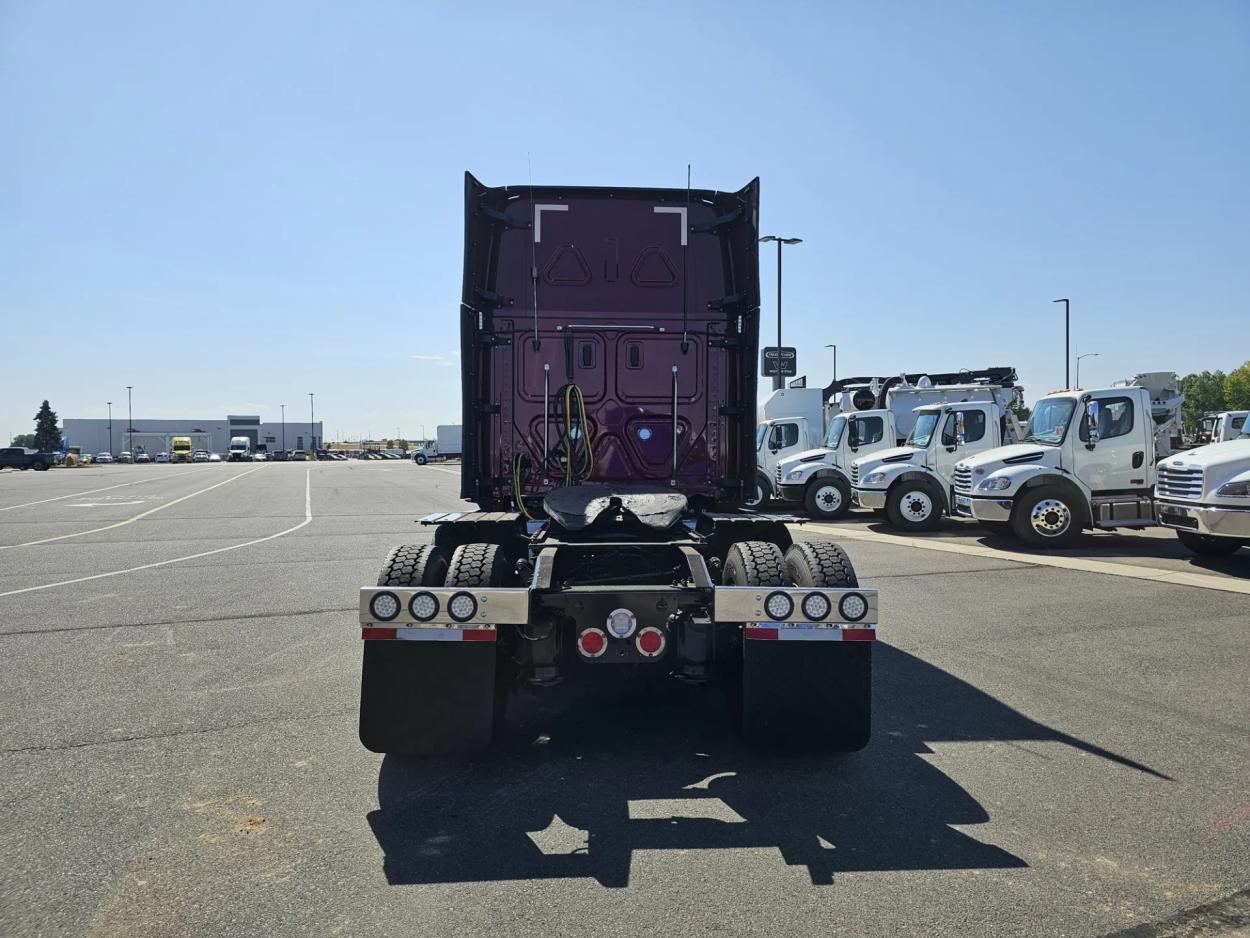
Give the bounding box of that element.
[759,235,803,390]
[824,344,837,385]
[280,404,286,454]
[309,392,315,460]
[1076,352,1098,388]
[107,402,113,456]
[1053,299,1070,388]
[126,386,133,457]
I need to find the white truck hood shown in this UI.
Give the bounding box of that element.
[956,443,1049,471]
[777,448,832,473]
[1163,439,1250,473]
[855,446,921,473]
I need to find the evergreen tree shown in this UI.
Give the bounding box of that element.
[33,400,61,452]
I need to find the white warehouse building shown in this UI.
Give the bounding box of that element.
[61,415,323,457]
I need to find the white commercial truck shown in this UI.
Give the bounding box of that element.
[412,425,464,465]
[772,368,1021,519]
[1154,437,1250,556]
[1197,411,1249,445]
[849,398,1024,531]
[228,436,252,462]
[952,386,1160,546]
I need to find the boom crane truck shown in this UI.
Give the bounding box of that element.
[357,174,879,755]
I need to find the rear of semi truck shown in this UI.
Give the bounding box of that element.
[357,173,878,755]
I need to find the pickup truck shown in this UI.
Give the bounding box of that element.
[0,447,57,471]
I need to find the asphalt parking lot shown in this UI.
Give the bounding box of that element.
[1,462,1247,937]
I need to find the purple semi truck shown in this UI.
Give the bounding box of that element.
[357,173,879,754]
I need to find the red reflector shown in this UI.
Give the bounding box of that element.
[361,627,396,640]
[843,629,876,642]
[579,629,606,656]
[461,629,497,642]
[636,627,665,656]
[744,627,779,640]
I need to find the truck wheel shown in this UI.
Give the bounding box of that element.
[1012,486,1080,548]
[885,481,942,532]
[415,454,427,465]
[744,474,770,509]
[804,475,851,520]
[360,542,503,756]
[1175,530,1242,556]
[722,541,786,587]
[33,462,49,471]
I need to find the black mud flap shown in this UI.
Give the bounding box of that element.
[359,640,498,756]
[741,640,872,752]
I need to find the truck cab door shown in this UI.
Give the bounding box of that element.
[765,421,802,473]
[1074,392,1146,493]
[848,413,887,457]
[937,407,989,481]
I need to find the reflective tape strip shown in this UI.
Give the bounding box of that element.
[744,626,876,642]
[361,627,497,642]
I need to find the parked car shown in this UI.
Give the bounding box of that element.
[117,451,133,463]
[154,452,170,463]
[252,452,269,461]
[289,450,306,460]
[94,452,114,464]
[208,452,222,462]
[192,451,210,463]
[0,447,58,471]
[134,452,152,463]
[270,450,289,461]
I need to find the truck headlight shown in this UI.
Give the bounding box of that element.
[1215,480,1250,497]
[977,477,1012,491]
[863,471,887,485]
[784,468,806,481]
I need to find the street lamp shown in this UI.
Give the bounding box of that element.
[1076,352,1099,389]
[824,344,837,385]
[126,386,133,458]
[309,392,315,460]
[1052,299,1070,388]
[759,235,803,391]
[107,401,113,456]
[280,404,286,454]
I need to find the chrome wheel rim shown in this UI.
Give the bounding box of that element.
[1030,498,1071,536]
[900,490,934,523]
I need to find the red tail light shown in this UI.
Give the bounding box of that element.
[635,627,665,658]
[577,628,608,658]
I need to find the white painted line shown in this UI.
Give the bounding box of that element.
[0,467,213,512]
[0,466,265,550]
[808,523,1250,596]
[0,469,312,599]
[653,206,688,245]
[533,203,568,243]
[66,501,145,508]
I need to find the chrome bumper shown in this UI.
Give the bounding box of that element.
[959,494,1013,523]
[852,488,887,510]
[1156,501,1250,539]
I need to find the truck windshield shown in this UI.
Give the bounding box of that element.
[1027,398,1077,445]
[906,412,940,448]
[824,416,846,449]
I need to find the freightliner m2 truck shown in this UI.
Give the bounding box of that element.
[358,174,879,755]
[952,386,1250,555]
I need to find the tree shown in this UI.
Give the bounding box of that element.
[1008,400,1031,425]
[1180,371,1226,429]
[1225,361,1250,410]
[10,433,36,448]
[33,400,60,452]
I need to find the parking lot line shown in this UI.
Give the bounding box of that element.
[0,468,312,599]
[0,467,214,512]
[0,465,265,551]
[810,523,1250,596]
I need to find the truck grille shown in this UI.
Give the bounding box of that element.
[1155,465,1203,500]
[774,465,783,489]
[953,465,973,495]
[850,464,860,486]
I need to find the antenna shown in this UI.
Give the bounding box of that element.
[681,163,690,353]
[529,153,540,351]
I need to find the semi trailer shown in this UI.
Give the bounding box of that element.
[357,173,879,756]
[952,386,1250,555]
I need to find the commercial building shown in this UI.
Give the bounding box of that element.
[61,415,323,457]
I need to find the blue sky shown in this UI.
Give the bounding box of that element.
[3,1,1247,441]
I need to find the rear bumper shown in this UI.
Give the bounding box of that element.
[1156,500,1250,538]
[852,487,887,510]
